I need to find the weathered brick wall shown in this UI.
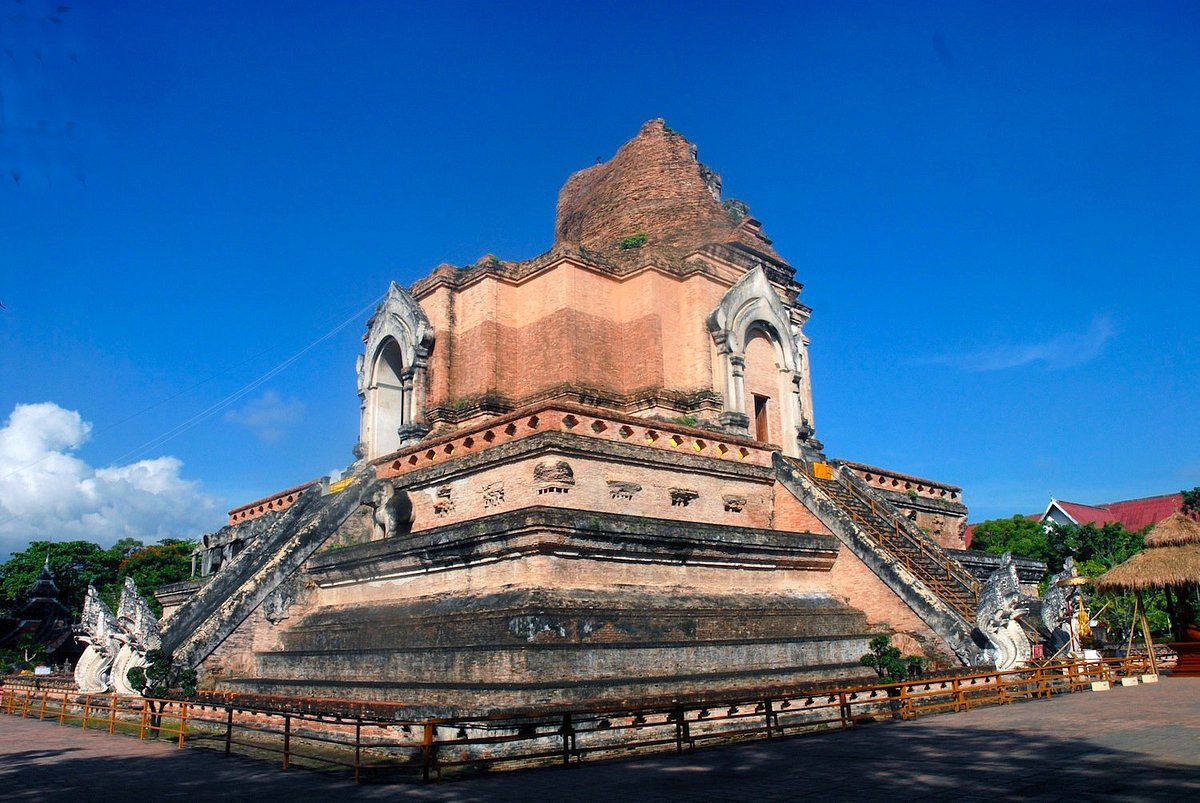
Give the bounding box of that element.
[773,480,834,535]
[555,119,751,258]
[826,546,955,666]
[417,261,735,416]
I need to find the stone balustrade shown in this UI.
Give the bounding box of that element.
[840,460,962,503]
[227,480,321,525]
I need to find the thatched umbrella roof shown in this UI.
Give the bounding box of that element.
[1095,544,1200,592]
[1095,512,1200,592]
[1143,512,1200,548]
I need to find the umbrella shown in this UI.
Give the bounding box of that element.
[1095,513,1200,674]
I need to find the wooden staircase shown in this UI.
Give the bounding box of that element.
[798,459,980,623]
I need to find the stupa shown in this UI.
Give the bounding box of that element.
[150,121,1008,714]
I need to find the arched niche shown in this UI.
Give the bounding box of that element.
[356,282,434,460]
[706,266,815,457]
[366,337,407,458]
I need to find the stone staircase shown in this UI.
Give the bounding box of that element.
[810,465,980,621]
[161,467,382,667]
[774,454,982,664]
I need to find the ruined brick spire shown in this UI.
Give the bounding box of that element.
[554,119,781,261]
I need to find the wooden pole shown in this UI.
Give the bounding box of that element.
[1135,591,1159,675]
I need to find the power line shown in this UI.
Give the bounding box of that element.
[0,292,384,487]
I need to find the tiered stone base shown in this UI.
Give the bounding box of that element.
[218,589,875,716]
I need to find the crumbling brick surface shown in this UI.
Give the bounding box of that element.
[555,119,780,261]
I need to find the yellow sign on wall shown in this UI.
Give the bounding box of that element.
[328,477,356,494]
[812,463,834,480]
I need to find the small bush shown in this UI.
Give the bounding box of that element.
[618,233,647,250]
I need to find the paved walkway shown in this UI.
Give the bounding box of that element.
[2,678,1199,801]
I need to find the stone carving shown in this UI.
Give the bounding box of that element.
[722,494,746,513]
[364,481,413,539]
[201,528,247,576]
[433,485,455,517]
[74,578,162,695]
[534,461,575,494]
[670,488,699,507]
[1040,557,1079,657]
[263,577,302,625]
[481,482,505,508]
[110,577,162,695]
[975,552,1036,670]
[607,480,642,501]
[75,585,119,693]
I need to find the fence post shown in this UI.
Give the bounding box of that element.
[421,722,434,782]
[224,705,234,755]
[838,692,851,728]
[178,702,189,749]
[674,707,685,754]
[354,720,362,784]
[560,714,574,767]
[59,692,68,725]
[38,690,48,721]
[763,699,775,738]
[108,694,117,733]
[282,714,291,770]
[82,694,91,731]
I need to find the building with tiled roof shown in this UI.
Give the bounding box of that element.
[1042,493,1187,531]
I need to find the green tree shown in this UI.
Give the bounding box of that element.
[0,540,122,616]
[1182,487,1200,516]
[0,633,47,672]
[1,537,196,620]
[969,516,1055,567]
[114,539,196,616]
[126,649,198,733]
[1046,521,1144,576]
[859,635,924,683]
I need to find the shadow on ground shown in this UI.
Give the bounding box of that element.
[3,701,1199,802]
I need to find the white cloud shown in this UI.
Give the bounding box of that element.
[0,402,219,556]
[224,390,305,442]
[922,315,1116,372]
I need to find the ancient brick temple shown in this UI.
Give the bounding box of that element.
[155,121,1011,714]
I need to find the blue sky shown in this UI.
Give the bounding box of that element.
[1,1,1197,555]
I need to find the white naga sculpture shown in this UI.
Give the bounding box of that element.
[75,585,119,693]
[975,553,1084,671]
[74,578,162,695]
[975,553,1036,670]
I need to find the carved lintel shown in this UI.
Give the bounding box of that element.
[481,482,505,508]
[607,480,642,501]
[669,488,699,507]
[534,460,575,495]
[263,579,300,625]
[434,485,455,517]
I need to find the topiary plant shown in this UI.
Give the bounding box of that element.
[860,635,924,683]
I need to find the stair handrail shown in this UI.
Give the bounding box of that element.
[832,463,981,598]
